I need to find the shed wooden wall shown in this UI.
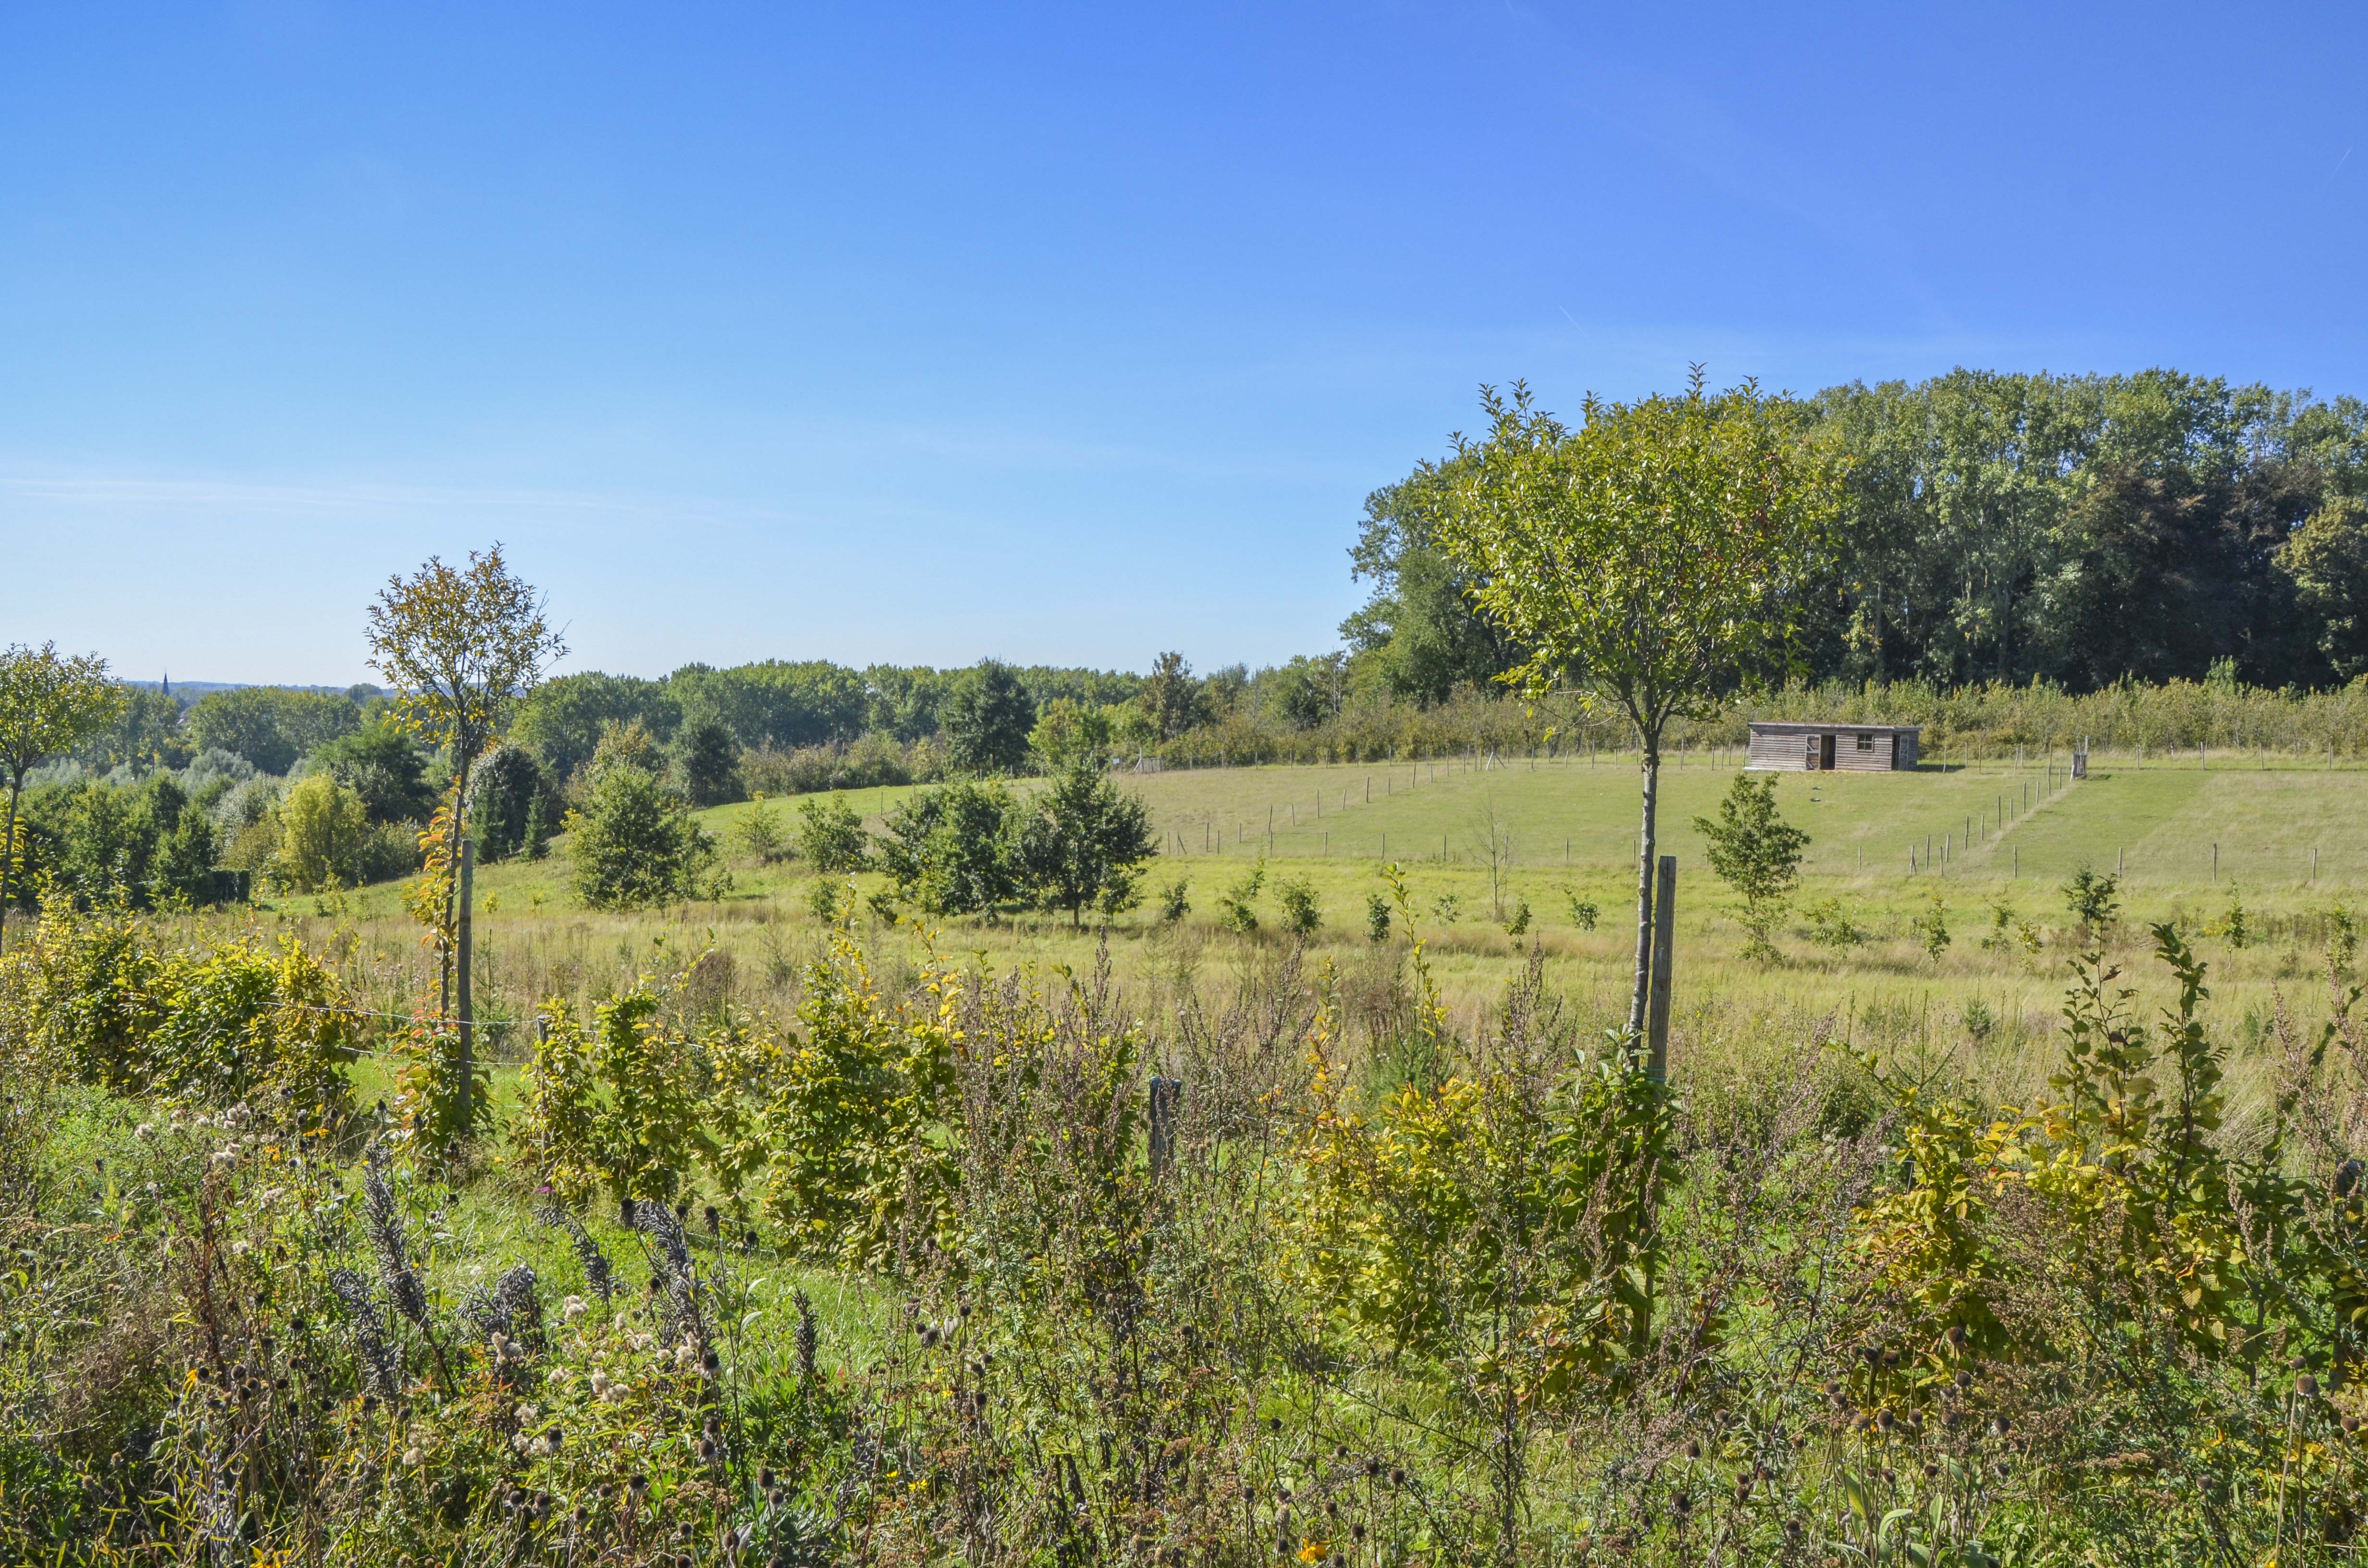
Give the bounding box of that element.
[1747,730,1814,770]
[1745,726,1917,771]
[1831,732,1896,772]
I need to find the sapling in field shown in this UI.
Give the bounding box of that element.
[795,793,870,872]
[2063,866,2120,941]
[1217,860,1265,933]
[1911,893,1952,962]
[733,796,789,864]
[1804,896,1867,949]
[2329,901,2359,973]
[1694,772,1810,963]
[1276,875,1321,938]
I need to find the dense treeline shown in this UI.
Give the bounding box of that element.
[25,363,2368,915]
[1347,368,2368,700]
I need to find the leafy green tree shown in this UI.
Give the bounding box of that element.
[1137,651,1209,741]
[1340,469,1521,704]
[0,644,126,946]
[367,545,566,1130]
[668,660,869,750]
[1263,654,1344,730]
[309,718,436,823]
[564,759,721,909]
[941,660,1036,775]
[1693,773,1811,962]
[876,779,1019,914]
[77,685,191,770]
[1014,758,1157,926]
[511,670,679,780]
[674,717,743,807]
[274,772,372,893]
[796,794,870,872]
[468,743,550,861]
[184,686,358,774]
[151,789,220,904]
[1028,697,1114,769]
[2282,497,2368,680]
[1432,375,1843,1039]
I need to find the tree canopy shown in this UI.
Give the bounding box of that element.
[0,644,128,944]
[1431,374,1844,1040]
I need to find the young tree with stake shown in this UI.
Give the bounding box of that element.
[0,643,127,947]
[1432,373,1841,1048]
[1694,772,1810,963]
[365,547,565,1137]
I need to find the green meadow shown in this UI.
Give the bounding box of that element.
[253,749,2368,1128]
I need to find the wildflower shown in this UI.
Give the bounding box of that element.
[537,1205,617,1301]
[562,1295,588,1323]
[135,1123,154,1140]
[2301,1373,2321,1397]
[403,1447,421,1466]
[329,1268,401,1401]
[362,1151,429,1327]
[515,1402,539,1425]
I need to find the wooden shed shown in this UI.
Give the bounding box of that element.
[1745,721,1921,772]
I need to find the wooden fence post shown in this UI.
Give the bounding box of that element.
[1147,1076,1182,1184]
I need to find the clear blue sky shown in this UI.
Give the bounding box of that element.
[4,3,2364,685]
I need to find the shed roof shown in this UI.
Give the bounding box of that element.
[1746,721,1922,735]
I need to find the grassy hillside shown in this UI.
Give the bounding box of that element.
[221,750,2368,1131]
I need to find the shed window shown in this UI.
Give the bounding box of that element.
[1855,733,1873,751]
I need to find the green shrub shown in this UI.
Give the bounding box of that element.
[564,761,723,909]
[1216,860,1264,933]
[794,792,869,872]
[1276,875,1321,937]
[875,779,1019,915]
[12,899,353,1115]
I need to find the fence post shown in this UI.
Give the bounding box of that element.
[1647,856,1677,1087]
[1147,1076,1182,1184]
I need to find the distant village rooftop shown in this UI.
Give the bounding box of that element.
[1746,720,1921,772]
